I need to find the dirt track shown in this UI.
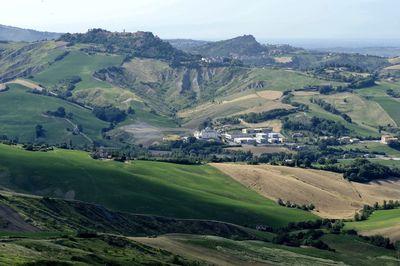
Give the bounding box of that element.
[211,163,400,219]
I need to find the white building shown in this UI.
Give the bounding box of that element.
[233,137,256,144]
[223,133,249,140]
[194,127,219,140]
[242,127,272,135]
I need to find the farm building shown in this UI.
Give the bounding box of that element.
[381,134,399,144]
[233,137,256,144]
[194,127,219,140]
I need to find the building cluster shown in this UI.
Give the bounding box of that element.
[381,134,399,145]
[193,127,285,145]
[337,136,360,144]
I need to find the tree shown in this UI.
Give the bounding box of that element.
[35,124,45,138]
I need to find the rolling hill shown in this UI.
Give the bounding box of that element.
[0,84,108,146]
[0,24,62,42]
[0,144,317,228]
[211,163,400,219]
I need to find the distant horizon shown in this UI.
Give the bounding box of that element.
[2,0,400,44]
[3,23,400,50]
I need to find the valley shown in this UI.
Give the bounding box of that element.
[0,21,400,265]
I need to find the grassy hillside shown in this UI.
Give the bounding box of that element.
[0,193,264,240]
[0,144,316,227]
[345,209,400,240]
[135,234,400,266]
[0,233,202,266]
[212,163,400,219]
[32,50,123,90]
[0,84,107,145]
[0,41,66,82]
[293,94,380,137]
[0,24,62,42]
[355,82,400,126]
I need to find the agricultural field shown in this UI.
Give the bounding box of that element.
[345,209,400,240]
[178,67,347,128]
[225,145,294,156]
[211,163,400,219]
[339,142,400,157]
[179,90,292,128]
[32,50,123,90]
[315,93,396,128]
[292,94,380,137]
[0,144,316,228]
[248,68,344,91]
[0,84,107,145]
[134,234,400,266]
[355,81,400,126]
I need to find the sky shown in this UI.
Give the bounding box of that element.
[1,0,400,44]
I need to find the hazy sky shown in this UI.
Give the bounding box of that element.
[1,0,400,41]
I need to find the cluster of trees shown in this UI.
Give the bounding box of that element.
[55,76,82,98]
[45,107,72,119]
[53,51,70,62]
[214,108,295,126]
[349,75,377,89]
[272,229,334,251]
[277,198,315,211]
[342,158,400,182]
[321,158,400,183]
[92,106,128,123]
[386,88,400,98]
[283,116,349,137]
[238,108,295,123]
[281,93,309,111]
[214,116,240,126]
[310,98,352,123]
[22,143,53,152]
[35,124,45,139]
[354,200,400,221]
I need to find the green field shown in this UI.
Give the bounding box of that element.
[0,234,198,266]
[340,142,400,157]
[249,68,344,91]
[0,144,316,227]
[345,209,400,232]
[372,97,400,126]
[32,50,123,90]
[143,234,399,266]
[0,84,107,145]
[292,95,379,137]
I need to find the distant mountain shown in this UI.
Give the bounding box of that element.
[314,47,400,57]
[0,24,62,42]
[166,39,210,50]
[182,35,266,57]
[175,34,302,66]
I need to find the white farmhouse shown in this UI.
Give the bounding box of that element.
[194,127,219,140]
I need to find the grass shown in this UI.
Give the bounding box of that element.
[355,82,400,126]
[372,97,400,126]
[0,84,107,145]
[293,94,380,137]
[248,68,344,91]
[316,93,395,128]
[345,209,400,232]
[32,50,123,90]
[144,234,400,266]
[339,142,400,157]
[0,234,199,265]
[0,144,316,228]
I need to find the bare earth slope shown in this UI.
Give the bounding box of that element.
[211,163,400,219]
